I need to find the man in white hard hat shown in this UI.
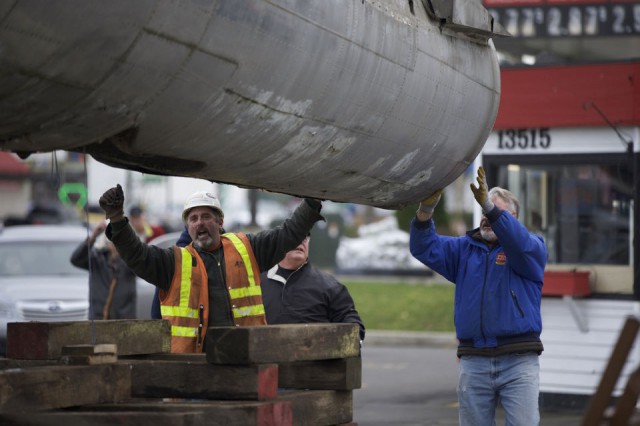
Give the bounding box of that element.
[99,184,324,353]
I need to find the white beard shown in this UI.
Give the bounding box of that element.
[193,234,214,250]
[480,228,497,243]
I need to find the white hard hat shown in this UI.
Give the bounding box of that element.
[182,191,224,222]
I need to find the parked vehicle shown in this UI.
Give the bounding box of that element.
[0,224,156,354]
[135,231,183,319]
[148,231,182,250]
[0,225,90,354]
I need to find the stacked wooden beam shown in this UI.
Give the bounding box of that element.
[0,320,361,425]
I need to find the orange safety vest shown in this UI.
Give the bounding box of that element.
[160,232,267,353]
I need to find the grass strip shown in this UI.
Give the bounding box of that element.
[343,280,455,332]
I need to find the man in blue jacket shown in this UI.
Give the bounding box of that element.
[409,167,547,426]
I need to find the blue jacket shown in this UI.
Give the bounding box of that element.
[410,207,547,348]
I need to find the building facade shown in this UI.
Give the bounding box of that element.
[479,10,640,404]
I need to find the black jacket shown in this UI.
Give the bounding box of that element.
[260,261,365,341]
[70,241,137,320]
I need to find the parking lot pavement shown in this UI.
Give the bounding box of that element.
[359,331,584,425]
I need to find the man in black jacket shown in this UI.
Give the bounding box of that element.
[70,220,137,319]
[260,236,365,342]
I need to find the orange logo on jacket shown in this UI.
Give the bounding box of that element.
[496,252,507,265]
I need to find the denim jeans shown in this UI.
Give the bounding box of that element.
[457,353,540,426]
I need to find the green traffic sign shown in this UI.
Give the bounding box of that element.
[58,182,88,208]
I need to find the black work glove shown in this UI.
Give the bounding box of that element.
[99,184,125,222]
[304,198,322,211]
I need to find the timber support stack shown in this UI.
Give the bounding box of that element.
[0,320,361,425]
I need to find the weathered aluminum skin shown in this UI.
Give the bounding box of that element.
[0,0,502,209]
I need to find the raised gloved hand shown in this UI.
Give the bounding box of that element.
[304,198,322,211]
[418,189,443,215]
[470,167,494,213]
[87,220,107,246]
[99,184,125,222]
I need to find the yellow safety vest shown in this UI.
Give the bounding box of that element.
[160,232,266,353]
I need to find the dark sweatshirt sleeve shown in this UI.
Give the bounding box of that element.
[106,219,175,291]
[177,226,191,246]
[70,240,91,270]
[249,198,324,271]
[328,280,366,341]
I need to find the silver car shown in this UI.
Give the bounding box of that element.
[138,231,183,319]
[0,224,158,355]
[0,225,90,353]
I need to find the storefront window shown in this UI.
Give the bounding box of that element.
[489,158,633,266]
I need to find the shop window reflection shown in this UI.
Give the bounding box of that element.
[495,163,631,266]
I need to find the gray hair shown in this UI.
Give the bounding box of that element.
[488,187,520,217]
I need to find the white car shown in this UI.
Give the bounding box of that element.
[148,231,182,249]
[0,224,157,354]
[136,230,183,319]
[0,225,90,354]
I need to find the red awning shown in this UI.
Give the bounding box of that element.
[495,62,640,129]
[0,152,30,175]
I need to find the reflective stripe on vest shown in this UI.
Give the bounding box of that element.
[232,304,265,318]
[224,233,264,319]
[161,248,199,337]
[172,325,198,337]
